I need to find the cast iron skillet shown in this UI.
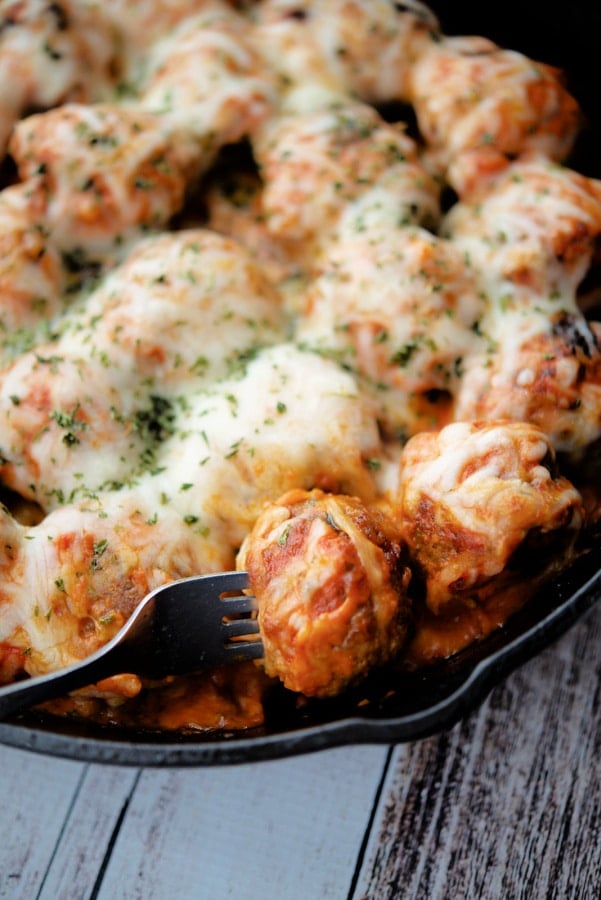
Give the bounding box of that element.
[0,2,600,765]
[0,544,599,766]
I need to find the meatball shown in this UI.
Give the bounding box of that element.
[237,489,411,697]
[396,420,584,613]
[9,103,203,257]
[409,35,580,194]
[443,158,601,453]
[297,224,483,439]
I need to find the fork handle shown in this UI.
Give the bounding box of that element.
[0,643,127,720]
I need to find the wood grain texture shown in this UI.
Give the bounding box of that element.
[36,766,140,900]
[0,750,139,900]
[352,605,601,900]
[92,745,388,900]
[0,748,85,898]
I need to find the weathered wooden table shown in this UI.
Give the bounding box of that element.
[1,601,600,900]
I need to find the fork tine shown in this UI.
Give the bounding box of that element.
[222,639,264,660]
[220,593,258,615]
[222,618,261,639]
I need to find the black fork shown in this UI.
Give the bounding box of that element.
[0,571,261,720]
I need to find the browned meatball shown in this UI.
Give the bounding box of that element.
[237,488,411,697]
[397,420,584,614]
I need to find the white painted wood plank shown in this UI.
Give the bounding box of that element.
[0,747,85,899]
[352,605,601,899]
[36,765,140,900]
[94,745,389,900]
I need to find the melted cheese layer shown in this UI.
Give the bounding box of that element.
[0,1,597,717]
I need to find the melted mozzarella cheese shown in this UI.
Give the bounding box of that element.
[0,229,285,508]
[0,0,595,706]
[443,159,601,450]
[409,35,581,194]
[298,223,485,438]
[254,102,439,262]
[140,12,277,145]
[253,0,438,110]
[9,103,205,257]
[0,186,67,344]
[0,0,120,153]
[153,343,383,547]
